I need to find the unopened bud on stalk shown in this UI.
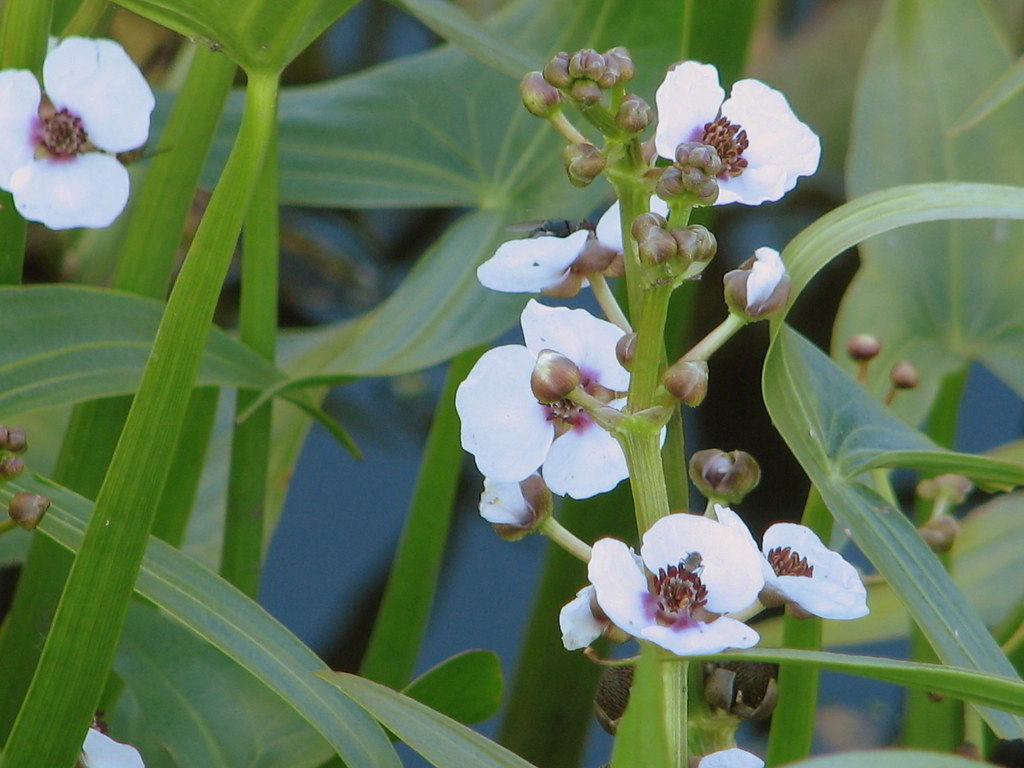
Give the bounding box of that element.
[604,47,634,83]
[568,49,606,81]
[889,360,919,390]
[573,238,618,274]
[569,78,602,105]
[723,248,791,321]
[662,360,709,406]
[531,349,581,403]
[595,664,633,735]
[918,514,960,554]
[689,448,761,503]
[656,164,718,206]
[917,473,972,503]
[615,333,637,370]
[637,227,677,265]
[1,426,26,453]
[671,225,717,264]
[543,52,573,89]
[564,142,605,186]
[8,492,49,530]
[703,661,778,720]
[630,212,667,242]
[0,456,24,479]
[615,93,652,133]
[846,333,881,362]
[520,71,562,117]
[675,141,724,177]
[484,474,554,541]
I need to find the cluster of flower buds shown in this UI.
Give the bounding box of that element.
[657,142,724,206]
[631,212,717,277]
[0,425,27,480]
[542,47,636,106]
[703,660,778,720]
[689,449,761,503]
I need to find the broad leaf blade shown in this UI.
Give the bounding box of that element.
[950,53,1024,135]
[403,650,503,725]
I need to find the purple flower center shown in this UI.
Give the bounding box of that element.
[701,116,748,177]
[767,546,814,578]
[648,555,708,626]
[36,108,88,158]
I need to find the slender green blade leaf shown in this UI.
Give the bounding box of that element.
[783,750,996,768]
[403,650,503,726]
[951,54,1024,133]
[610,647,668,768]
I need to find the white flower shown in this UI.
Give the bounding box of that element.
[654,61,819,206]
[0,37,154,229]
[697,747,764,768]
[478,477,533,525]
[559,586,608,650]
[745,247,786,308]
[586,513,764,656]
[456,300,629,499]
[594,196,670,253]
[714,505,868,620]
[81,728,144,768]
[477,229,590,293]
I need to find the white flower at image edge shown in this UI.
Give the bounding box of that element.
[587,513,764,655]
[0,37,154,229]
[654,60,819,206]
[697,747,764,768]
[456,300,629,499]
[745,247,786,309]
[82,728,144,768]
[714,504,868,620]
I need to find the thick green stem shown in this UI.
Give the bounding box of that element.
[664,661,688,768]
[221,123,279,598]
[0,73,277,768]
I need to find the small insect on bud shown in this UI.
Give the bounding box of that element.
[689,448,761,503]
[543,51,573,89]
[603,46,634,83]
[9,492,49,530]
[703,661,778,720]
[846,333,882,362]
[616,333,637,370]
[563,142,606,186]
[568,78,602,105]
[595,664,634,735]
[615,93,652,133]
[2,426,26,453]
[531,349,581,403]
[662,360,709,406]
[520,71,562,117]
[0,456,24,479]
[918,514,960,554]
[568,48,606,81]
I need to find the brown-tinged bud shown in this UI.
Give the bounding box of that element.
[531,349,581,403]
[689,448,761,503]
[0,456,24,479]
[563,142,605,186]
[568,49,606,81]
[655,165,685,198]
[670,225,717,266]
[722,250,791,320]
[703,661,778,720]
[8,492,49,530]
[568,78,602,105]
[917,473,973,503]
[662,360,709,406]
[604,47,634,83]
[520,71,562,117]
[890,360,919,390]
[542,272,585,299]
[573,237,617,274]
[630,212,667,242]
[616,333,637,370]
[918,514,960,554]
[656,163,718,205]
[637,227,677,265]
[543,51,572,89]
[846,333,882,362]
[595,664,634,734]
[615,94,652,133]
[489,474,554,540]
[675,141,724,177]
[596,55,620,89]
[3,426,26,453]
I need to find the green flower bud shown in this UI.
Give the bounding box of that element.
[689,448,761,503]
[563,142,606,186]
[615,333,637,370]
[615,93,652,133]
[568,78,602,105]
[703,661,778,720]
[637,227,677,265]
[846,333,882,362]
[595,664,633,735]
[9,492,49,530]
[543,51,573,89]
[531,349,581,403]
[662,360,708,406]
[603,46,634,83]
[520,71,562,117]
[568,49,606,81]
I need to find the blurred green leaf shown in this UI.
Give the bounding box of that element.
[950,53,1024,135]
[403,650,503,725]
[835,0,1024,426]
[782,750,995,768]
[610,647,668,768]
[111,602,332,768]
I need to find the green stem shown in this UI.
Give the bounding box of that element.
[0,73,278,768]
[221,122,279,599]
[628,285,675,412]
[548,112,587,144]
[0,518,16,535]
[664,661,687,768]
[589,273,632,332]
[539,517,592,562]
[681,312,746,362]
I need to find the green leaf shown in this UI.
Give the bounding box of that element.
[109,0,359,73]
[610,647,668,768]
[403,650,503,726]
[949,53,1024,135]
[320,672,540,768]
[3,473,401,768]
[782,750,995,768]
[835,0,1024,426]
[111,601,332,768]
[763,325,1024,739]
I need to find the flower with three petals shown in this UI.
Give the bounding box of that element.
[714,504,868,620]
[0,37,154,229]
[81,728,144,768]
[655,61,819,206]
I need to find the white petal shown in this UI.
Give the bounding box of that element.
[588,538,652,637]
[82,728,144,768]
[763,522,868,620]
[698,747,765,768]
[654,61,725,159]
[643,615,760,656]
[542,421,628,499]
[10,153,128,229]
[640,513,763,614]
[718,79,820,206]
[478,478,531,525]
[477,230,588,293]
[43,37,155,152]
[0,70,40,190]
[520,300,629,391]
[559,586,606,650]
[713,504,777,595]
[595,196,670,252]
[745,247,785,309]
[455,345,553,483]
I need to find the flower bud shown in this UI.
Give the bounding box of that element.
[630,212,667,242]
[595,664,633,734]
[656,164,718,205]
[543,52,573,89]
[918,513,960,554]
[616,333,637,370]
[917,473,972,503]
[596,56,620,89]
[703,661,778,720]
[568,49,606,81]
[573,237,617,274]
[615,94,652,133]
[489,474,554,541]
[846,333,882,362]
[723,249,791,320]
[0,456,24,479]
[9,492,49,530]
[670,225,717,264]
[675,141,724,177]
[520,71,562,117]
[889,360,919,390]
[542,272,584,299]
[603,47,634,83]
[1,426,26,453]
[637,227,677,265]
[662,360,708,406]
[568,78,602,105]
[531,349,581,403]
[655,165,685,198]
[563,142,605,186]
[689,448,761,503]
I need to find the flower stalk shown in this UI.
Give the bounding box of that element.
[682,312,746,362]
[539,517,592,563]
